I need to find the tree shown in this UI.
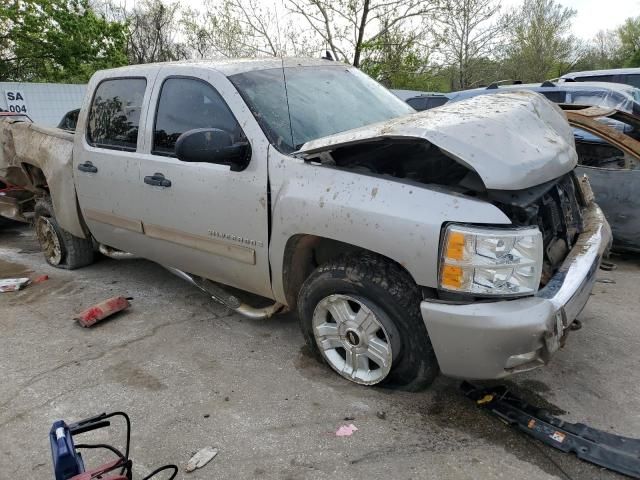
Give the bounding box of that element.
[106,0,189,64]
[432,0,506,90]
[287,0,439,67]
[359,16,440,89]
[0,0,128,82]
[182,0,319,59]
[617,16,640,67]
[500,0,581,82]
[182,1,246,59]
[572,29,622,71]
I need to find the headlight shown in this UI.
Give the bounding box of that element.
[439,224,543,296]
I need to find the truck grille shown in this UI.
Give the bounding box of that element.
[536,174,584,282]
[491,173,584,285]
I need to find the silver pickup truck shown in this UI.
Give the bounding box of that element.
[0,58,611,390]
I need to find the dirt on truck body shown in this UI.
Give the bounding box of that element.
[0,59,611,390]
[0,120,84,236]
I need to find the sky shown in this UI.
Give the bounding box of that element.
[176,0,640,41]
[500,0,639,39]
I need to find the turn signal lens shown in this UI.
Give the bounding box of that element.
[441,265,463,289]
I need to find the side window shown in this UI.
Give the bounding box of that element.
[573,128,630,169]
[87,78,146,151]
[425,97,449,109]
[540,91,566,103]
[575,75,615,83]
[406,96,448,111]
[153,78,244,156]
[407,97,428,111]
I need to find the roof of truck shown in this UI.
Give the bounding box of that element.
[99,57,341,77]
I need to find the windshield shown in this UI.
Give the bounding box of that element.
[229,65,414,152]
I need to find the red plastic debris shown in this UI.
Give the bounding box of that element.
[75,296,130,328]
[32,274,49,284]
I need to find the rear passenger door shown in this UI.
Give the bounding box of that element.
[134,67,272,298]
[74,72,156,254]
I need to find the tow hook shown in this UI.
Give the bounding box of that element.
[461,382,640,478]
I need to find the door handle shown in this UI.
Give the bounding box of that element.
[144,172,171,188]
[77,161,98,173]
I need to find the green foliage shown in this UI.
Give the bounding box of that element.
[617,16,640,67]
[362,51,450,92]
[500,0,579,82]
[0,0,128,82]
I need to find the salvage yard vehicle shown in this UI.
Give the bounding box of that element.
[563,104,640,252]
[449,81,640,115]
[0,59,611,390]
[560,67,640,89]
[402,81,640,115]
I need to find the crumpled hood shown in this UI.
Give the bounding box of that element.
[297,91,577,190]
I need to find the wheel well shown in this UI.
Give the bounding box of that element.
[282,234,417,309]
[21,164,48,192]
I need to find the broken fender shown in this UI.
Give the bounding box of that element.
[0,120,85,237]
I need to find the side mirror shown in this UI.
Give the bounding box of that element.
[175,128,250,171]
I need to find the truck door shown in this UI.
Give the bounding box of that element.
[134,68,272,298]
[74,73,156,255]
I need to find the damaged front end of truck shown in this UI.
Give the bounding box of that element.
[296,91,611,379]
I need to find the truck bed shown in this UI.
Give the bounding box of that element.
[0,119,85,236]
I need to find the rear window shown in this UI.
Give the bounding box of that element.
[574,74,616,83]
[573,74,640,89]
[87,78,146,151]
[621,74,640,89]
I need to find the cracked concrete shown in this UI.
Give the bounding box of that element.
[1,223,639,479]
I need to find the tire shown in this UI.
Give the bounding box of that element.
[298,252,439,391]
[34,197,94,269]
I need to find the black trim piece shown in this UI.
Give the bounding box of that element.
[462,382,640,479]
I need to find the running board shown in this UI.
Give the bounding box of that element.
[462,382,640,478]
[163,266,284,319]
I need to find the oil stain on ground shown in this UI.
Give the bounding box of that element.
[0,258,32,278]
[106,360,167,391]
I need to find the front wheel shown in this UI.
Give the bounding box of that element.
[297,253,439,391]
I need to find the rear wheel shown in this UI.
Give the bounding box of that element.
[298,253,439,390]
[34,197,94,269]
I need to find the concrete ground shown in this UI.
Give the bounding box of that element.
[1,223,639,480]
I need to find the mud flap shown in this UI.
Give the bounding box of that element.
[461,382,640,478]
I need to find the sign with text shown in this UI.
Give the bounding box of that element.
[4,90,29,114]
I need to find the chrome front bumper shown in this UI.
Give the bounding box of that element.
[421,202,612,380]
